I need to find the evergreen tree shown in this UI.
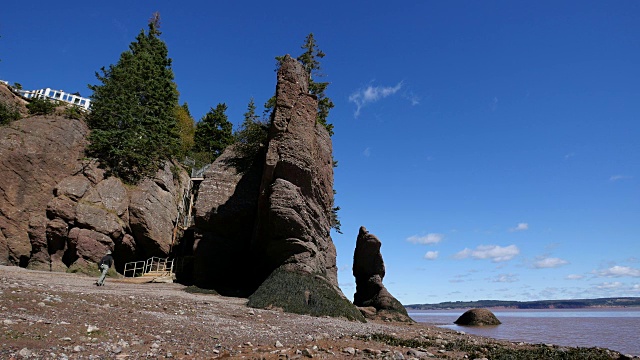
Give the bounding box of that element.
[235,98,268,159]
[297,33,335,136]
[193,103,234,159]
[264,34,334,135]
[86,13,179,183]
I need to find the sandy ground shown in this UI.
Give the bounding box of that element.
[1,265,636,359]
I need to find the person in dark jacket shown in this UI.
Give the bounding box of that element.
[96,250,114,286]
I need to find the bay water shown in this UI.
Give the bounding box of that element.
[409,308,640,356]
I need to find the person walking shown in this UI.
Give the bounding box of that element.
[96,250,114,286]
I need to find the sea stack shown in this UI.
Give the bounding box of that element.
[353,226,413,322]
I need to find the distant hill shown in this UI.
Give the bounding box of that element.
[405,297,640,310]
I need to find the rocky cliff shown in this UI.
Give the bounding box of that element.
[0,100,190,273]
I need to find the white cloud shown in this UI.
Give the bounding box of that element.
[596,265,640,278]
[610,175,632,181]
[349,82,403,117]
[533,257,569,269]
[632,284,640,292]
[509,223,529,232]
[454,244,520,262]
[566,274,584,280]
[423,251,438,260]
[363,147,371,157]
[407,233,444,245]
[595,282,623,290]
[492,273,518,283]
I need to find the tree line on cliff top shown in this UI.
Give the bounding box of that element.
[86,13,334,184]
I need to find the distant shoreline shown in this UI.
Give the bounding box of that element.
[404,297,640,310]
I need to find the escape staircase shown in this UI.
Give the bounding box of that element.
[121,257,176,284]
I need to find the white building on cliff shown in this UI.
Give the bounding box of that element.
[20,87,91,110]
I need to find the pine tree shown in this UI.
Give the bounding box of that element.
[193,103,234,159]
[235,98,268,158]
[264,35,334,136]
[297,33,335,136]
[86,13,179,183]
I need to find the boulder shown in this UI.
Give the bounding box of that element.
[353,226,413,322]
[454,308,502,326]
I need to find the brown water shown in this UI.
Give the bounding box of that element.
[409,308,640,356]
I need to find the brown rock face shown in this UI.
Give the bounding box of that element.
[191,146,263,294]
[40,160,190,273]
[255,55,338,285]
[191,56,346,308]
[0,109,189,272]
[454,308,502,326]
[0,116,89,266]
[353,226,413,322]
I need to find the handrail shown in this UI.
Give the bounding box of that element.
[123,260,146,277]
[123,257,174,278]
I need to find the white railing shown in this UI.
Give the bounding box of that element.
[123,257,174,278]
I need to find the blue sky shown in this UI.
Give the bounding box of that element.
[2,1,639,305]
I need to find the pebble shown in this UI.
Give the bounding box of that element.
[87,325,99,333]
[342,347,356,355]
[18,348,32,357]
[275,340,284,348]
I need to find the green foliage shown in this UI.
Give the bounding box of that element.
[26,97,57,115]
[0,101,21,124]
[86,13,179,184]
[183,285,219,295]
[330,206,342,234]
[232,98,269,170]
[297,33,335,136]
[263,35,334,136]
[63,105,84,119]
[248,267,365,322]
[193,103,234,160]
[13,82,23,90]
[360,333,624,360]
[174,102,195,159]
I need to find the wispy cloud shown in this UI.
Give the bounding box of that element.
[404,92,420,106]
[509,223,529,232]
[454,244,520,262]
[564,152,575,160]
[423,251,438,260]
[363,147,371,157]
[595,265,640,278]
[407,233,444,245]
[533,257,569,269]
[491,273,518,283]
[566,274,584,280]
[609,175,633,182]
[349,81,403,117]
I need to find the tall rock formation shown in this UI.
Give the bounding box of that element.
[253,54,338,284]
[192,55,362,320]
[353,226,413,322]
